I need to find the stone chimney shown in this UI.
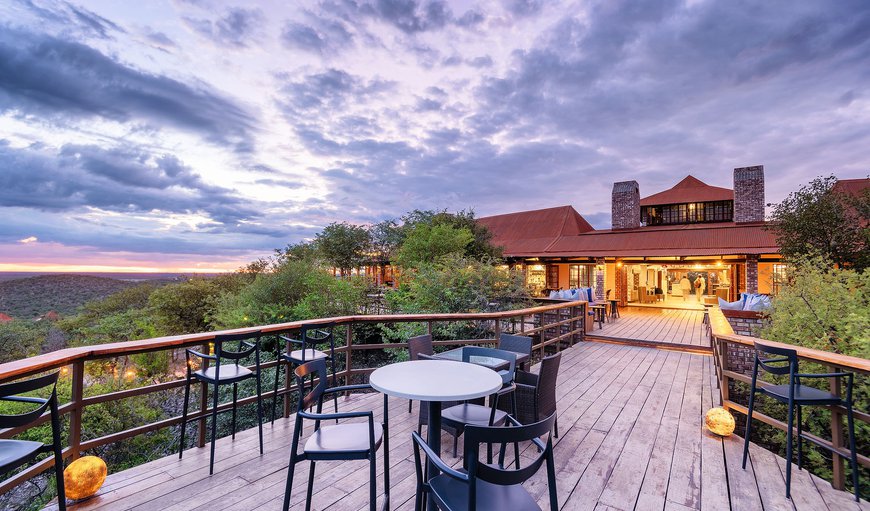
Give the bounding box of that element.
[612,180,640,230]
[733,165,765,223]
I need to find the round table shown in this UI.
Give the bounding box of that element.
[370,360,502,507]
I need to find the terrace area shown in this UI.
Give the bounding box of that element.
[45,340,867,511]
[0,301,865,511]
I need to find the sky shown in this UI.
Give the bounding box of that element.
[0,0,868,273]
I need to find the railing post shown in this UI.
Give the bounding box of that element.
[830,366,845,490]
[718,338,729,407]
[494,318,501,345]
[283,336,292,418]
[69,360,84,461]
[345,324,353,387]
[427,321,433,336]
[198,342,209,447]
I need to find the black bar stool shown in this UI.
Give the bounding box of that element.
[272,323,338,423]
[180,331,265,475]
[742,341,860,501]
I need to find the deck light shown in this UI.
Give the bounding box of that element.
[64,456,107,501]
[705,407,735,436]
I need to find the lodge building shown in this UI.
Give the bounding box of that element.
[478,165,783,305]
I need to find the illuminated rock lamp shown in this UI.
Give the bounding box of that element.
[64,456,107,501]
[704,407,736,437]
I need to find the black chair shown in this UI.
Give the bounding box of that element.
[407,334,434,413]
[441,347,517,459]
[513,352,561,438]
[180,331,265,475]
[283,358,389,511]
[742,342,860,501]
[412,413,558,511]
[498,333,532,371]
[272,323,338,423]
[1,372,65,510]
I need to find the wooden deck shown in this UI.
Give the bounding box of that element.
[589,306,710,350]
[52,342,866,511]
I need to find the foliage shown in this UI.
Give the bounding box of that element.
[147,277,239,335]
[399,209,502,261]
[386,254,531,314]
[750,255,870,492]
[315,222,372,275]
[0,274,139,319]
[209,258,369,328]
[768,175,870,270]
[761,255,869,356]
[0,320,49,364]
[393,223,474,269]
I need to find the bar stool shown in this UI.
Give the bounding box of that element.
[742,342,860,501]
[609,299,620,319]
[272,323,338,423]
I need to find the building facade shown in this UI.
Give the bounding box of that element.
[478,166,783,305]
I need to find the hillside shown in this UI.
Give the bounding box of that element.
[0,274,140,319]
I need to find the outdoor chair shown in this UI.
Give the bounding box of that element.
[512,352,561,438]
[411,414,558,511]
[283,358,389,511]
[272,323,338,423]
[497,333,532,371]
[0,372,65,511]
[742,342,860,501]
[407,334,434,413]
[440,347,517,460]
[180,331,265,475]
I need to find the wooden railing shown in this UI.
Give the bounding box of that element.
[709,308,870,491]
[0,300,587,494]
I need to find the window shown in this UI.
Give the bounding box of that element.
[546,264,559,289]
[772,263,788,295]
[641,200,733,226]
[569,264,590,288]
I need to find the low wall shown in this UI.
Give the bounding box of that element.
[721,309,767,338]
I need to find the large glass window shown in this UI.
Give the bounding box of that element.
[569,264,591,288]
[641,200,733,226]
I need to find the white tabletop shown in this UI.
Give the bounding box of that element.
[370,360,503,402]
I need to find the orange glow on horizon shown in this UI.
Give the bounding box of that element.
[0,263,236,274]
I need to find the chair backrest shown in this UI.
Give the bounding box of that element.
[407,334,434,361]
[213,331,261,361]
[497,333,532,357]
[464,414,556,487]
[300,323,335,352]
[0,372,59,429]
[753,342,798,377]
[536,353,561,419]
[462,347,516,385]
[606,289,611,299]
[294,358,328,411]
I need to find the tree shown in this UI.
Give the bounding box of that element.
[393,223,474,269]
[315,222,372,275]
[399,209,502,260]
[768,175,870,270]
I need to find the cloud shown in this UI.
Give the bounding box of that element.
[281,16,354,55]
[18,236,38,243]
[0,28,256,151]
[183,7,264,48]
[0,142,259,225]
[277,68,395,116]
[14,0,127,39]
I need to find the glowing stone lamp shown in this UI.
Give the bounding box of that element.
[705,407,736,437]
[63,456,107,500]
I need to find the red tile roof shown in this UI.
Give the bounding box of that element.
[0,313,13,323]
[506,222,779,258]
[478,206,594,254]
[640,175,733,206]
[832,177,870,197]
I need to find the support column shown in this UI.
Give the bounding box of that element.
[745,255,758,294]
[615,263,628,306]
[594,258,605,301]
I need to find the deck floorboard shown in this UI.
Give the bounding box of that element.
[589,306,710,349]
[51,341,866,511]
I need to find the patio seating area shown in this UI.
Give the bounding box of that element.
[44,340,867,511]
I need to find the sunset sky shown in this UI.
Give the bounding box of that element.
[1,0,868,272]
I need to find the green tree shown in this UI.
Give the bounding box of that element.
[399,209,502,260]
[0,321,48,364]
[393,223,474,269]
[315,222,372,275]
[768,175,870,270]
